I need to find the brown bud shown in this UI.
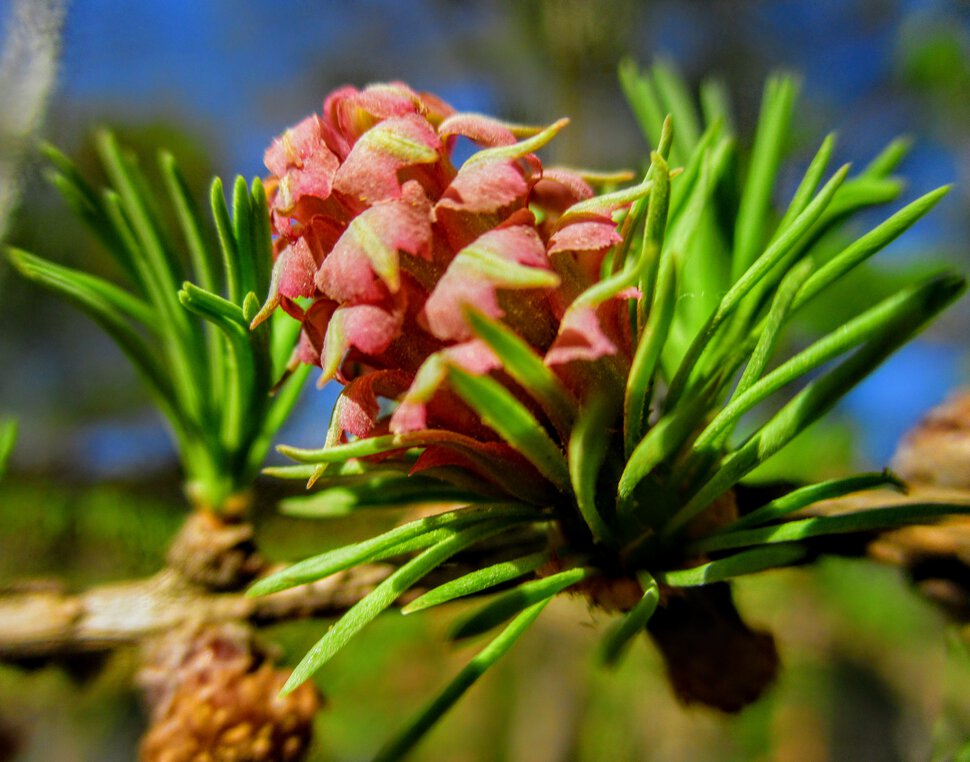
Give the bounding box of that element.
[138,623,320,762]
[892,389,970,489]
[647,583,778,713]
[871,390,970,619]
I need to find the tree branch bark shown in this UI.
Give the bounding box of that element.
[0,563,395,661]
[3,486,969,663]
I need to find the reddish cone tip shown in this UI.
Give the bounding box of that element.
[259,82,643,469]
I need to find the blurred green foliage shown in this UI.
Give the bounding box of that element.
[2,472,968,760]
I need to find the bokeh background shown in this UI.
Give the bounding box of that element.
[1,1,970,760]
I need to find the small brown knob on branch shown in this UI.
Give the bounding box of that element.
[166,511,265,592]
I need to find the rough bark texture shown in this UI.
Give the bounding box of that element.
[0,562,394,662]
